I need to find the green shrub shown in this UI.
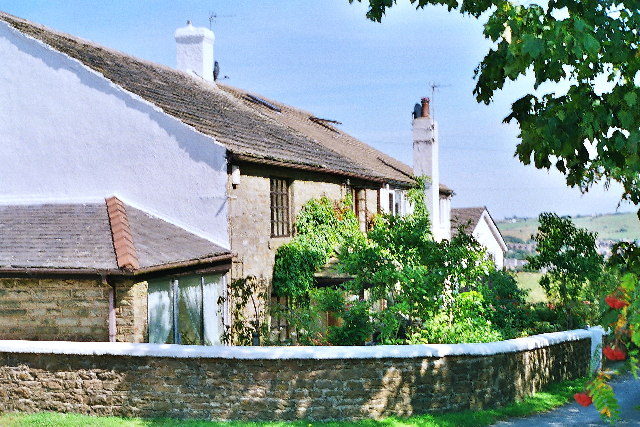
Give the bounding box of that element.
[409,291,504,344]
[327,300,373,345]
[310,287,345,313]
[272,197,359,302]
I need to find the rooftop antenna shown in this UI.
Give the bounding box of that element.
[208,11,235,29]
[428,81,451,120]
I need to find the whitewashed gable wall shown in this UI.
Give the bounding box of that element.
[0,22,229,247]
[472,213,506,269]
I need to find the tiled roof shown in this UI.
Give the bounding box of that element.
[219,86,415,186]
[451,207,486,236]
[0,203,119,270]
[0,200,229,271]
[106,196,140,270]
[0,12,456,192]
[125,204,229,269]
[0,12,399,186]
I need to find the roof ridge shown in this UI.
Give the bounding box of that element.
[106,196,140,270]
[0,11,185,79]
[1,11,422,187]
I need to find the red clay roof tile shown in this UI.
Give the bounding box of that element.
[106,196,140,270]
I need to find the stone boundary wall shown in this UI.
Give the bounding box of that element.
[0,329,599,421]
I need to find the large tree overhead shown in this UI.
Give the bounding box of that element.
[351,0,640,210]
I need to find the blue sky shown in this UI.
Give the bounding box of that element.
[1,0,635,219]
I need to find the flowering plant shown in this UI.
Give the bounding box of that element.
[602,346,627,361]
[605,295,629,310]
[573,392,592,407]
[582,268,639,422]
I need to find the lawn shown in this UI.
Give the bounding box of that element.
[0,377,586,427]
[515,271,546,303]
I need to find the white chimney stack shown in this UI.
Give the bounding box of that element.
[412,97,441,239]
[175,21,215,82]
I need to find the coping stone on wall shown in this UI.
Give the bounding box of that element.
[0,328,597,360]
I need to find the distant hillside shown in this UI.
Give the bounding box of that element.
[497,212,640,242]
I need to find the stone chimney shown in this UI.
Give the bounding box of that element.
[175,21,215,82]
[412,97,440,239]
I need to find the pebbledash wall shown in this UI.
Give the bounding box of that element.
[0,329,601,421]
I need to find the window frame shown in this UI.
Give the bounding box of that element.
[353,188,368,232]
[270,177,291,237]
[148,274,227,346]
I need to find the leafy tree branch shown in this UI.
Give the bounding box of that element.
[349,0,640,208]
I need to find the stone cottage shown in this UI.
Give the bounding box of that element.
[0,13,440,345]
[0,12,504,345]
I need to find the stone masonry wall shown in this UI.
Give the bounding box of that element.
[0,334,591,421]
[114,280,148,343]
[0,278,149,343]
[0,278,109,341]
[228,162,380,282]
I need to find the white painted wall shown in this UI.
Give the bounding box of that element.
[438,195,451,240]
[0,22,229,247]
[472,213,506,269]
[413,116,441,240]
[175,22,214,82]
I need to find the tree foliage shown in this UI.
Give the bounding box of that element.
[528,212,602,299]
[528,212,604,327]
[272,197,360,302]
[349,0,640,208]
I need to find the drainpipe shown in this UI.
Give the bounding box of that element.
[103,276,116,342]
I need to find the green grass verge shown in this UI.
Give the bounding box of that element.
[0,377,586,427]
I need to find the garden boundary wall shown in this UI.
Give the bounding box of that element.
[0,328,602,421]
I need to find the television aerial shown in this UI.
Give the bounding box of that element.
[428,82,451,119]
[209,11,235,29]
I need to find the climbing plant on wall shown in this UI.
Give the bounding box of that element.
[271,196,360,302]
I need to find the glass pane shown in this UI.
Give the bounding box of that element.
[178,276,203,345]
[148,279,174,344]
[202,274,225,345]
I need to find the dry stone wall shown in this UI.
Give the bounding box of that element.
[0,330,594,421]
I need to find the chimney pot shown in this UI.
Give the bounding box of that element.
[421,97,430,118]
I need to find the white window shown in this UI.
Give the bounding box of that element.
[148,274,226,345]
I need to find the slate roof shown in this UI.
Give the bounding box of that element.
[0,11,454,191]
[126,205,229,269]
[0,200,229,271]
[0,204,118,270]
[450,207,486,236]
[0,12,397,186]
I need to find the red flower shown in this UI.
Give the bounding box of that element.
[605,295,629,310]
[574,392,592,407]
[603,346,627,361]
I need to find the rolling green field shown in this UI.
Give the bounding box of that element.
[498,212,640,242]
